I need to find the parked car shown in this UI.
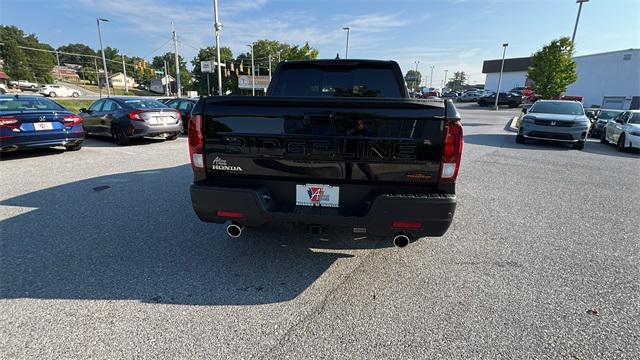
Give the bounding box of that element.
[155,97,175,104]
[517,100,590,150]
[590,109,621,137]
[189,59,462,246]
[600,110,640,152]
[0,83,8,94]
[10,80,39,90]
[441,91,459,100]
[38,84,80,98]
[79,97,182,145]
[164,97,196,132]
[0,95,84,152]
[458,91,483,102]
[478,92,523,108]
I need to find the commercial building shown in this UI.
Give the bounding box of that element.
[482,48,640,109]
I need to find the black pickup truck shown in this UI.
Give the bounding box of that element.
[188,60,463,247]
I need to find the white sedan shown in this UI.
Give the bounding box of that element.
[601,110,640,151]
[38,84,80,98]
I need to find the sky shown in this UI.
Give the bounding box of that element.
[2,0,639,86]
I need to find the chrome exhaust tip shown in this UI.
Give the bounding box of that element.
[226,223,243,238]
[393,234,410,248]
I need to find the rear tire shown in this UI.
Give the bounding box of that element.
[573,141,585,150]
[49,92,57,97]
[72,92,80,98]
[617,134,626,152]
[515,134,525,144]
[65,143,82,151]
[112,125,130,146]
[600,130,609,144]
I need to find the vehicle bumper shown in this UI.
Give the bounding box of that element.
[130,122,183,138]
[190,185,456,238]
[0,135,84,152]
[520,122,589,142]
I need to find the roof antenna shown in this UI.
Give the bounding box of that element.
[335,53,340,60]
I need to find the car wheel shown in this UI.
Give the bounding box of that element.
[30,85,36,89]
[166,133,179,140]
[72,92,80,98]
[616,133,626,152]
[573,141,585,150]
[478,101,486,107]
[65,143,82,151]
[600,130,609,144]
[49,92,57,97]
[112,125,130,146]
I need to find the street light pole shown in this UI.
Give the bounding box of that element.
[172,22,181,97]
[121,55,128,94]
[572,0,589,45]
[213,0,223,95]
[494,43,509,110]
[96,18,110,97]
[443,69,449,91]
[429,66,435,89]
[413,60,420,97]
[248,44,255,96]
[342,27,350,59]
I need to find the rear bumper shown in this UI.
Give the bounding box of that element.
[131,122,182,138]
[190,185,456,238]
[0,134,84,152]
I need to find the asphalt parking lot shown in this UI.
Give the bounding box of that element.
[1,103,638,359]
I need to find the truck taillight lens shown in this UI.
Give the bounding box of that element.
[188,114,204,170]
[0,117,19,129]
[440,120,463,182]
[63,115,83,126]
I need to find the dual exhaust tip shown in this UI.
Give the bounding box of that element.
[226,223,411,248]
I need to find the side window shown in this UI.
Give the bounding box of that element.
[102,100,121,112]
[178,101,193,111]
[166,100,179,108]
[89,100,104,112]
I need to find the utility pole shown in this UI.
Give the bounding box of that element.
[413,60,420,97]
[268,54,272,80]
[94,58,102,98]
[443,69,449,91]
[572,0,589,45]
[121,55,128,94]
[172,22,181,97]
[55,51,60,67]
[96,18,110,96]
[213,0,223,95]
[429,66,435,89]
[164,60,169,96]
[248,44,255,96]
[342,27,351,59]
[494,43,509,110]
[277,51,281,63]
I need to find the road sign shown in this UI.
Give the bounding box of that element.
[155,70,164,75]
[201,61,213,73]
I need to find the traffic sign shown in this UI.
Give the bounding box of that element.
[201,61,213,73]
[155,70,164,75]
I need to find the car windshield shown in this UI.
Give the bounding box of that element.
[629,113,640,124]
[598,110,621,120]
[0,97,65,112]
[529,102,584,115]
[123,99,168,109]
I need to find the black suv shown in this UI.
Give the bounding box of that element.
[478,92,523,108]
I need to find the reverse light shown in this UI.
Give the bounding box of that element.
[0,116,19,129]
[440,120,463,182]
[188,114,204,170]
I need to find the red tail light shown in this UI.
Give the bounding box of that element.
[0,116,19,129]
[188,114,204,170]
[217,211,242,218]
[128,109,145,121]
[440,120,463,182]
[392,221,422,229]
[63,115,83,126]
[174,110,181,121]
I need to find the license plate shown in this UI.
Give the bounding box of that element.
[296,184,339,208]
[149,116,170,125]
[34,122,53,131]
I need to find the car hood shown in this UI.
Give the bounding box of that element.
[525,113,586,121]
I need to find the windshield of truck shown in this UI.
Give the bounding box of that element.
[529,101,584,115]
[269,64,403,97]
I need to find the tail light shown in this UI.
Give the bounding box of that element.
[440,120,463,182]
[217,211,242,218]
[174,110,181,122]
[63,115,83,126]
[392,221,422,229]
[128,109,145,121]
[0,116,19,129]
[188,114,204,170]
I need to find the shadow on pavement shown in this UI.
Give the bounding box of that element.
[0,164,387,306]
[464,133,639,158]
[0,147,67,161]
[82,136,170,148]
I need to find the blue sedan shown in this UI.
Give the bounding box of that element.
[0,95,84,152]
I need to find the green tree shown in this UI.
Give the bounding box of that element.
[447,71,468,91]
[405,70,422,92]
[527,37,577,99]
[237,40,319,76]
[0,25,56,83]
[191,46,235,95]
[151,52,191,92]
[57,43,98,82]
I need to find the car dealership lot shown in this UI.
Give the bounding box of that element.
[1,103,638,359]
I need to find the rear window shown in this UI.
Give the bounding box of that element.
[122,99,168,108]
[269,64,403,98]
[0,97,65,112]
[599,110,621,120]
[530,102,584,115]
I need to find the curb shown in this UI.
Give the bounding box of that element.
[504,116,519,133]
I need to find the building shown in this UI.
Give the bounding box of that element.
[149,75,175,94]
[108,72,136,89]
[51,65,79,80]
[238,75,271,95]
[481,49,640,109]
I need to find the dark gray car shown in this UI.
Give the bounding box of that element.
[80,97,182,145]
[517,100,591,150]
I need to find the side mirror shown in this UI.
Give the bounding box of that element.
[79,108,88,113]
